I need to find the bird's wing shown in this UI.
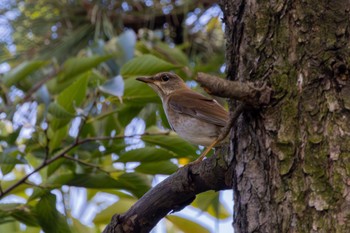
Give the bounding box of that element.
[168,89,228,127]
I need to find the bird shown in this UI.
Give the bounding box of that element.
[136,72,229,162]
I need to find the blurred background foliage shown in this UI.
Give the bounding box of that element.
[0,0,229,232]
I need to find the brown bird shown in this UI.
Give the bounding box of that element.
[136,72,229,162]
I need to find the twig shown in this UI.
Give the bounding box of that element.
[0,143,77,198]
[63,154,110,174]
[0,132,170,199]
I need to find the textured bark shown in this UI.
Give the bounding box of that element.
[219,0,350,232]
[196,72,272,106]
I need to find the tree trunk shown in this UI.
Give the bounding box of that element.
[219,0,350,232]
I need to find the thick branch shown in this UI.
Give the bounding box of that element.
[196,72,272,106]
[103,153,232,233]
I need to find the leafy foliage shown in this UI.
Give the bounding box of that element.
[0,0,229,232]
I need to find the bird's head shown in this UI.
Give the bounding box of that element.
[136,72,188,97]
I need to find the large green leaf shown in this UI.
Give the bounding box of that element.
[116,105,143,127]
[166,215,211,233]
[93,198,136,224]
[56,73,89,113]
[10,207,39,227]
[0,149,26,175]
[34,193,71,233]
[49,72,89,130]
[48,125,69,153]
[71,217,94,233]
[192,191,230,219]
[48,172,150,198]
[115,173,151,198]
[0,203,39,227]
[117,147,178,163]
[154,42,189,66]
[58,55,112,83]
[122,78,159,104]
[48,73,89,151]
[48,102,75,119]
[142,134,197,157]
[3,61,46,87]
[135,161,178,175]
[121,54,181,77]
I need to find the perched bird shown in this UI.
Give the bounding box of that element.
[136,72,229,162]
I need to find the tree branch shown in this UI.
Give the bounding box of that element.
[195,72,272,106]
[62,154,110,174]
[102,152,232,233]
[0,132,170,199]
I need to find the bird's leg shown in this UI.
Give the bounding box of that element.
[191,138,220,163]
[190,103,247,164]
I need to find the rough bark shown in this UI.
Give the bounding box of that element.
[219,0,350,232]
[196,72,272,106]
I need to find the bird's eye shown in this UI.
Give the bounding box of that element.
[161,75,170,82]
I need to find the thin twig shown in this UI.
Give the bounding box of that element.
[0,132,170,199]
[0,143,77,198]
[63,154,110,174]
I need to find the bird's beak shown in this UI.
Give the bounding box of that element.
[136,77,155,83]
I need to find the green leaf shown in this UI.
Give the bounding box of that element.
[28,188,51,202]
[0,149,26,175]
[116,173,151,198]
[71,217,94,233]
[48,102,75,119]
[192,191,230,219]
[59,55,112,83]
[48,73,89,151]
[121,54,181,77]
[135,161,178,175]
[93,198,136,224]
[48,125,68,152]
[122,78,159,104]
[117,147,178,163]
[166,215,210,233]
[65,173,121,188]
[116,105,143,127]
[48,172,150,198]
[142,134,197,157]
[0,203,39,226]
[154,42,189,66]
[0,129,20,145]
[35,193,71,233]
[56,73,89,114]
[3,61,46,87]
[10,206,39,227]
